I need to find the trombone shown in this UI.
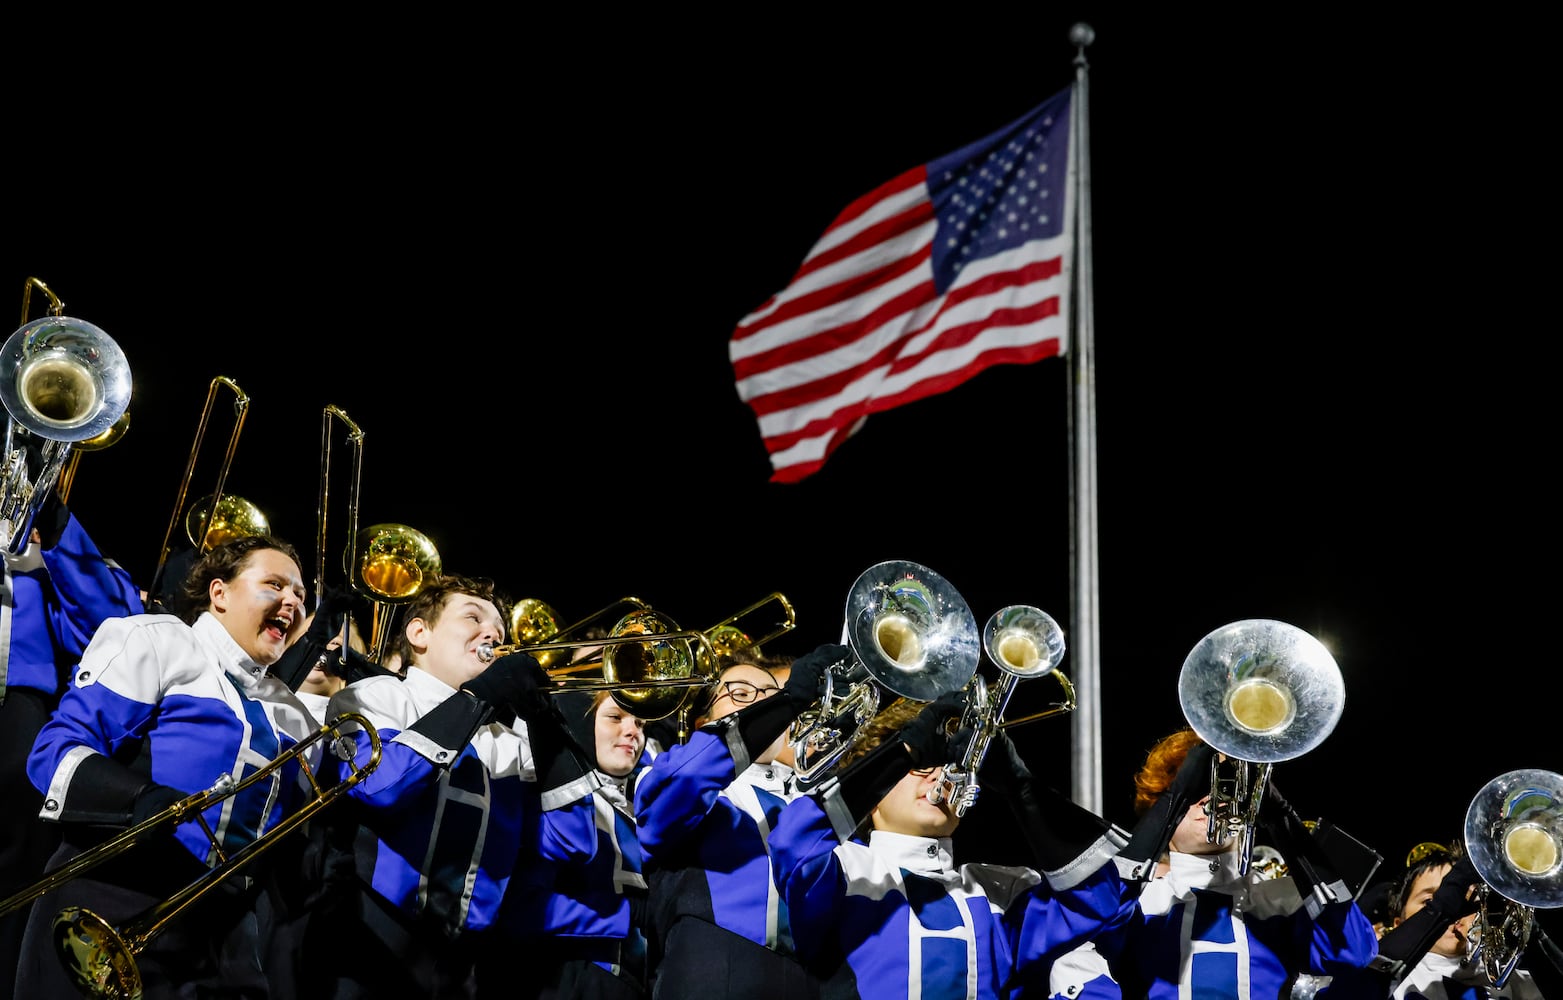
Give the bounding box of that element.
[349,522,442,663]
[1,277,133,554]
[0,714,382,999]
[477,591,796,727]
[151,376,265,595]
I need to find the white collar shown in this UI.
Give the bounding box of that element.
[193,611,269,688]
[869,829,956,876]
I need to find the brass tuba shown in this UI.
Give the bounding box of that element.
[1463,768,1563,988]
[788,560,980,787]
[0,278,132,554]
[1177,618,1345,875]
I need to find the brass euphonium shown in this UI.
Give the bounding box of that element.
[1463,768,1563,988]
[788,560,980,787]
[1177,618,1345,876]
[1,277,132,554]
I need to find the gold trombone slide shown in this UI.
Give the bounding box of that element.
[0,714,382,999]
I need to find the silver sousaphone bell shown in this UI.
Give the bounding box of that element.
[1463,768,1563,988]
[1178,619,1345,875]
[789,559,980,786]
[0,315,132,554]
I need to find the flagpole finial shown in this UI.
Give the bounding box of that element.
[1069,22,1095,48]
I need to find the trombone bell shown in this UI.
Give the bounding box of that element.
[185,493,271,551]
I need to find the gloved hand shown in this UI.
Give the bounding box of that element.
[1429,852,1481,919]
[899,689,966,768]
[1118,739,1216,876]
[783,642,845,706]
[271,604,350,692]
[977,728,1030,792]
[34,489,71,550]
[461,652,548,717]
[130,783,188,826]
[313,583,360,635]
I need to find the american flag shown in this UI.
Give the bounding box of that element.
[730,86,1075,484]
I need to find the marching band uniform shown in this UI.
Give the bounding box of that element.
[0,506,142,981]
[768,692,1130,1000]
[1391,951,1544,1000]
[500,691,652,1000]
[21,598,320,998]
[633,651,825,999]
[320,656,540,998]
[1090,848,1377,1000]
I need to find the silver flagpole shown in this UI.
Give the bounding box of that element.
[1067,22,1103,813]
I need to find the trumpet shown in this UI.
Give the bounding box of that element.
[1463,768,1563,988]
[928,605,1072,816]
[0,714,382,999]
[1,277,133,554]
[1177,619,1345,876]
[788,560,980,786]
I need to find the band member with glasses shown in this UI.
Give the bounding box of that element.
[19,535,316,999]
[633,643,831,999]
[1082,727,1378,1000]
[314,574,552,999]
[0,493,144,986]
[767,686,1130,1000]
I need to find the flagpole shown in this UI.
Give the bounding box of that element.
[1067,22,1103,814]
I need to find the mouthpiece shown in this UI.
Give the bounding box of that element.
[477,642,496,664]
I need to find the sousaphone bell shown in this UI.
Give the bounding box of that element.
[1463,768,1563,988]
[789,559,980,786]
[1177,618,1345,874]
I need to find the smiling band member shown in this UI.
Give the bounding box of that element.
[319,574,552,999]
[20,535,319,999]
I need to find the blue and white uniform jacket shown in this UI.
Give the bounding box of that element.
[1094,850,1378,1000]
[769,793,1130,1000]
[1393,952,1543,1000]
[1,513,141,700]
[635,727,801,954]
[503,754,650,974]
[30,611,320,863]
[327,665,536,939]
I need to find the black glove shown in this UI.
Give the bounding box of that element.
[461,652,548,719]
[1429,852,1480,918]
[979,730,1120,887]
[34,489,71,550]
[328,644,399,684]
[130,783,189,826]
[713,643,845,769]
[1374,852,1483,970]
[271,605,348,691]
[899,690,966,768]
[406,653,547,760]
[783,642,844,706]
[1118,740,1215,880]
[1260,780,1349,915]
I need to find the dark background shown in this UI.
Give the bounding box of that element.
[8,13,1553,905]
